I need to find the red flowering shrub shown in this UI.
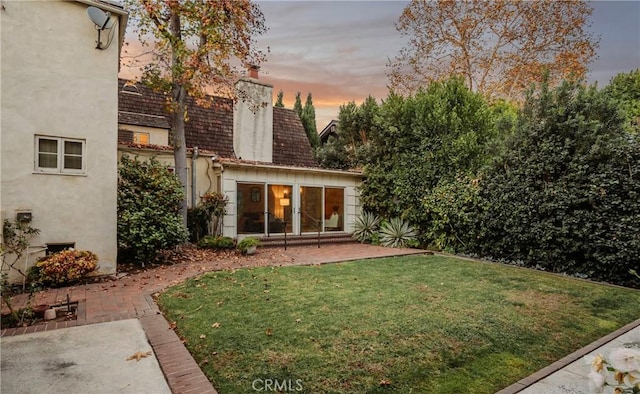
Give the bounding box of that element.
[33,250,98,287]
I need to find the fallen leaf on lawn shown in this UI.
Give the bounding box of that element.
[127,351,152,362]
[211,322,221,328]
[295,318,301,323]
[169,321,177,330]
[265,328,273,336]
[380,379,391,386]
[199,334,206,339]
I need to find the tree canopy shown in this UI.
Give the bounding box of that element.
[602,69,640,133]
[388,0,598,101]
[359,78,497,226]
[274,90,285,108]
[302,93,320,148]
[125,0,267,225]
[292,91,319,148]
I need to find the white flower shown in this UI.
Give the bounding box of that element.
[588,370,606,393]
[624,369,640,387]
[585,353,606,372]
[608,348,640,373]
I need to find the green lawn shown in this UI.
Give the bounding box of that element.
[157,255,640,393]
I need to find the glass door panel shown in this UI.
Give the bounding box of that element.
[324,188,344,231]
[267,184,292,234]
[300,186,322,233]
[237,183,265,234]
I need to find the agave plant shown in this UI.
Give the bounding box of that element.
[379,217,418,248]
[352,211,380,243]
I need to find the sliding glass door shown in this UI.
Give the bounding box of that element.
[300,186,322,233]
[237,183,265,234]
[237,182,344,235]
[267,184,292,234]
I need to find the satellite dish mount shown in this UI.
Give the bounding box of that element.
[87,6,115,50]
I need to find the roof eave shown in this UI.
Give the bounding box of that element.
[72,0,128,69]
[219,160,363,178]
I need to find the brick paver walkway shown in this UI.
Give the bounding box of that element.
[1,243,425,393]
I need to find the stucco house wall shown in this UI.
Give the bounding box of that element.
[1,0,125,283]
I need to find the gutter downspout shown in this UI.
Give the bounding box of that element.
[191,147,199,208]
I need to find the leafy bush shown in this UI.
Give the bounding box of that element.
[31,250,98,287]
[117,155,188,265]
[198,236,235,250]
[422,176,482,251]
[188,192,229,242]
[358,77,497,233]
[2,220,41,326]
[476,79,640,286]
[187,207,208,242]
[237,237,260,254]
[352,211,380,243]
[379,217,418,248]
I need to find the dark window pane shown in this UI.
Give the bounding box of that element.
[64,155,82,169]
[64,141,82,155]
[39,139,57,153]
[38,153,57,168]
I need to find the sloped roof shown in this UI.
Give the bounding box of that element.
[117,79,317,168]
[273,108,318,167]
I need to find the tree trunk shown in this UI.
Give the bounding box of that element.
[169,8,188,228]
[172,84,189,228]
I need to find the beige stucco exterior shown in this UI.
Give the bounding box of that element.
[1,1,125,283]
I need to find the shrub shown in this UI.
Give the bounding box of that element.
[476,79,640,286]
[198,236,235,250]
[379,217,418,248]
[352,212,380,243]
[237,237,260,254]
[187,207,208,242]
[32,250,98,287]
[422,175,482,252]
[188,192,228,242]
[117,155,188,265]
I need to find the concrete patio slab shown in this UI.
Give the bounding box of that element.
[0,319,170,394]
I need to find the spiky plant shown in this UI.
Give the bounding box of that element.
[352,211,380,243]
[379,217,418,248]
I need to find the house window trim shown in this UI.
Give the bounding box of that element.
[34,135,87,175]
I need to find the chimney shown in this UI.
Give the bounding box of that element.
[248,64,260,79]
[233,69,273,163]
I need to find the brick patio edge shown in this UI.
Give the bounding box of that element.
[140,313,218,394]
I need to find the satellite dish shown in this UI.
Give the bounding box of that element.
[87,6,113,30]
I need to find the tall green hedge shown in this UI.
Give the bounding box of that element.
[477,81,640,286]
[359,78,497,244]
[117,155,188,264]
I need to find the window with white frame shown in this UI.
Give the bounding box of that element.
[35,136,86,174]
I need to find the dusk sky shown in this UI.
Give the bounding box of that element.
[119,1,640,129]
